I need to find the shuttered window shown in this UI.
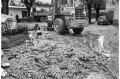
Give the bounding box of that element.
[22,11,28,18]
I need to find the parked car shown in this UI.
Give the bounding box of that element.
[97,16,109,25]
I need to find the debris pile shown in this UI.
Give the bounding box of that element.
[1,31,118,79]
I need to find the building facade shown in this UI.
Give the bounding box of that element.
[9,6,28,18]
[106,0,119,25]
[8,0,28,18]
[8,0,53,19]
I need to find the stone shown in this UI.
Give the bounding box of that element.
[97,35,104,53]
[2,63,10,67]
[1,68,7,77]
[20,51,25,54]
[37,32,42,36]
[44,31,49,34]
[2,37,10,44]
[1,50,4,57]
[86,73,107,79]
[25,40,30,43]
[69,29,74,34]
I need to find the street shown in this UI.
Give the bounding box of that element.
[1,23,118,79]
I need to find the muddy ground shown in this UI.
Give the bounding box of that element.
[1,24,119,79]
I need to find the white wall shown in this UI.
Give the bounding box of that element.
[106,0,116,11]
[113,2,119,24]
[113,2,119,20]
[9,7,27,18]
[106,0,119,24]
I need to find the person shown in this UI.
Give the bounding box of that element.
[16,14,19,22]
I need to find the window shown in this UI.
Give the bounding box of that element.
[33,8,36,12]
[22,11,28,18]
[112,0,115,5]
[110,0,115,5]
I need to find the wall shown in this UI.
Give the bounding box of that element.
[113,2,119,25]
[106,0,116,11]
[9,7,27,18]
[106,0,119,25]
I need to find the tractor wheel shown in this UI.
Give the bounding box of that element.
[73,28,84,34]
[53,18,65,34]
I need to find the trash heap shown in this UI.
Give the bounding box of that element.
[2,31,118,79]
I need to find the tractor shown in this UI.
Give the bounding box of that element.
[48,0,88,34]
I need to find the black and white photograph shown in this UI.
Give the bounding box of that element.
[1,0,119,79]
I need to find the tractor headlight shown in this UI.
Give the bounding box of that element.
[83,10,86,15]
[48,16,53,21]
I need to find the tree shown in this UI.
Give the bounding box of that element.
[24,0,34,19]
[93,0,106,20]
[81,0,93,23]
[61,0,68,4]
[1,0,9,14]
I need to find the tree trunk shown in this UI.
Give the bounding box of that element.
[1,0,9,14]
[27,8,31,21]
[87,4,91,23]
[96,7,100,20]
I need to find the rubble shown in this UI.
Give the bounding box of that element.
[1,63,10,68]
[86,72,107,79]
[1,50,4,57]
[1,30,118,79]
[97,35,104,53]
[1,68,7,77]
